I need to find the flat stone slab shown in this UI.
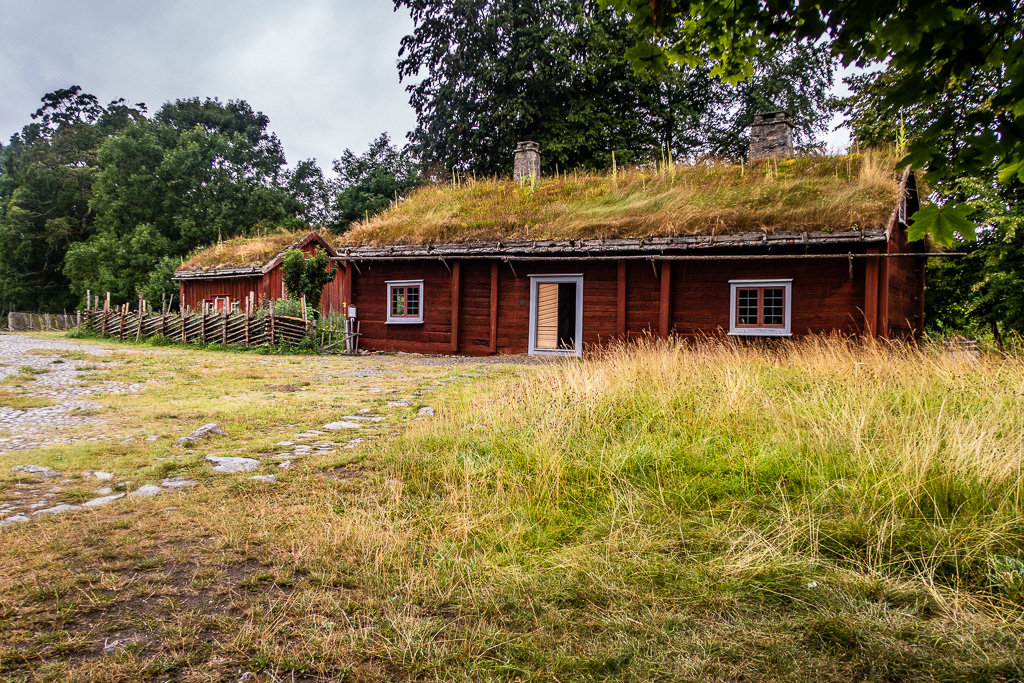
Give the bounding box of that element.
[418,406,436,416]
[293,432,318,438]
[275,441,295,447]
[85,471,114,481]
[83,493,125,507]
[206,455,259,473]
[130,484,164,497]
[250,475,277,483]
[176,423,228,448]
[341,415,386,422]
[322,421,363,430]
[387,400,411,407]
[161,477,197,490]
[34,503,82,516]
[11,465,61,478]
[0,514,31,526]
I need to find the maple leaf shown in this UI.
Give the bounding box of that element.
[907,203,976,247]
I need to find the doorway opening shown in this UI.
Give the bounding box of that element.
[529,275,583,356]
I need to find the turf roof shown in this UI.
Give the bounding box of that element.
[343,150,908,247]
[178,231,334,272]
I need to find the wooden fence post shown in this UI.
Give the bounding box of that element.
[269,300,276,345]
[222,306,228,344]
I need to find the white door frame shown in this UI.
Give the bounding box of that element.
[527,274,584,357]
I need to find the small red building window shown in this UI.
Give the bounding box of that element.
[386,280,424,324]
[729,279,792,336]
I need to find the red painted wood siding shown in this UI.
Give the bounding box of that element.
[349,250,899,355]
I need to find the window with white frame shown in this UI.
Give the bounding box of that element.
[728,279,792,336]
[386,280,424,324]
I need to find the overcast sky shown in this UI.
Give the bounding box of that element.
[1,0,851,168]
[0,0,419,170]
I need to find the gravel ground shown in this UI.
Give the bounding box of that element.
[0,334,147,453]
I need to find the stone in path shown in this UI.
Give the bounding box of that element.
[418,406,436,416]
[322,421,362,430]
[130,484,164,497]
[388,400,411,407]
[161,477,197,490]
[250,475,277,483]
[83,493,125,507]
[1,514,30,527]
[83,471,114,481]
[276,441,295,447]
[206,455,259,473]
[11,464,61,478]
[342,415,386,422]
[175,423,228,448]
[277,461,292,469]
[34,503,81,516]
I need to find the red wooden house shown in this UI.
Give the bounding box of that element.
[327,128,931,357]
[173,231,344,315]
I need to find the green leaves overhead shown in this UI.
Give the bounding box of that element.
[907,203,976,247]
[602,0,1024,189]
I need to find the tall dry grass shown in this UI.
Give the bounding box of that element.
[346,150,906,246]
[378,337,1024,609]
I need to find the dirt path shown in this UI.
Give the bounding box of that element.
[0,334,153,453]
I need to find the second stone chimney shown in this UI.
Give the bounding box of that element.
[749,111,794,161]
[513,141,541,182]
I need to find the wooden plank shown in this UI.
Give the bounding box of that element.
[536,282,559,349]
[659,261,672,338]
[864,247,879,338]
[489,261,498,354]
[450,260,461,354]
[617,259,626,339]
[878,242,891,340]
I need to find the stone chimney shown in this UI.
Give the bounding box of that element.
[748,111,794,161]
[513,141,541,181]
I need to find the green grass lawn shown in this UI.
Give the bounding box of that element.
[0,335,1022,682]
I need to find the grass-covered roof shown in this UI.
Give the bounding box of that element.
[178,230,334,272]
[344,150,908,247]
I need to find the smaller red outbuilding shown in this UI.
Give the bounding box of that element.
[173,231,344,315]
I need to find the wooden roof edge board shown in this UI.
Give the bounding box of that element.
[173,267,263,280]
[332,230,888,260]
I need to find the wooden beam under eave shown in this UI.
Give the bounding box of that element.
[489,261,498,354]
[617,259,626,339]
[864,247,879,339]
[659,261,672,338]
[878,246,891,340]
[343,263,353,307]
[450,260,461,354]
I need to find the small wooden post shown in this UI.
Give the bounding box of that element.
[489,261,499,354]
[617,259,627,340]
[244,308,250,346]
[135,299,144,342]
[301,294,307,321]
[864,248,879,339]
[659,261,672,338]
[86,290,91,313]
[105,292,111,311]
[201,308,207,344]
[450,261,461,354]
[222,305,228,344]
[182,310,187,344]
[269,299,276,345]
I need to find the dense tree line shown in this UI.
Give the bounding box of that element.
[0,89,418,313]
[394,0,836,175]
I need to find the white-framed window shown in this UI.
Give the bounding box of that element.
[386,279,424,324]
[528,274,583,357]
[729,279,792,336]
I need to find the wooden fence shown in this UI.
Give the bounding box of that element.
[80,308,316,348]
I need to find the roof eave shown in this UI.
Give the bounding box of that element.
[333,229,889,261]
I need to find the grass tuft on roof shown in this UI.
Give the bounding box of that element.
[178,230,333,272]
[344,150,908,246]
